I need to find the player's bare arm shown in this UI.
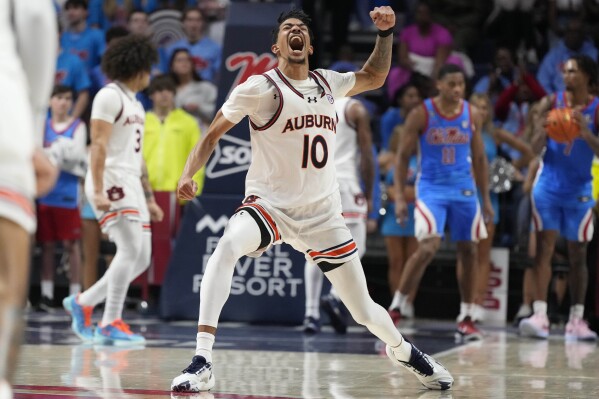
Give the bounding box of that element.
[351,101,375,211]
[531,95,554,154]
[574,106,599,156]
[470,107,494,222]
[494,127,535,169]
[394,105,423,223]
[177,110,236,200]
[347,6,395,97]
[141,159,164,222]
[89,119,113,211]
[32,148,58,197]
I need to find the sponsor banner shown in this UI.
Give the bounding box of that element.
[160,194,307,323]
[202,1,291,194]
[483,248,510,326]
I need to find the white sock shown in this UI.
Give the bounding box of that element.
[69,283,81,296]
[304,261,323,319]
[389,290,401,310]
[533,300,547,315]
[195,332,215,363]
[41,280,53,299]
[391,337,412,362]
[457,302,473,321]
[570,304,584,320]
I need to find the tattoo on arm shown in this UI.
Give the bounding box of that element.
[364,35,393,83]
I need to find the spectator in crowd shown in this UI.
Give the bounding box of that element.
[379,82,422,154]
[168,48,217,132]
[143,74,205,195]
[135,0,198,12]
[537,17,598,94]
[548,0,585,46]
[458,93,533,323]
[199,0,229,46]
[386,1,453,99]
[90,26,130,95]
[384,127,419,322]
[61,0,105,72]
[127,9,151,36]
[88,0,134,31]
[163,7,222,83]
[428,0,490,53]
[37,85,87,311]
[473,47,518,104]
[56,26,91,119]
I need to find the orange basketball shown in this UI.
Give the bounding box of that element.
[545,108,580,143]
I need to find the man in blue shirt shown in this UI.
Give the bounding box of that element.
[56,27,91,119]
[162,7,221,83]
[61,0,105,72]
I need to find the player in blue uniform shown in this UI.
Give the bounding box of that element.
[395,64,494,341]
[520,55,599,341]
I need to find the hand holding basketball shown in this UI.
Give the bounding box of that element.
[545,108,580,143]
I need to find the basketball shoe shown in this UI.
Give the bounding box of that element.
[171,356,215,392]
[565,318,598,342]
[321,294,347,334]
[303,316,320,334]
[385,343,453,390]
[63,294,95,342]
[94,319,145,346]
[456,316,483,342]
[519,313,549,339]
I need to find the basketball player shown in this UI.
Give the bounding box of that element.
[303,96,374,334]
[63,35,164,346]
[395,64,494,342]
[0,0,57,396]
[519,55,599,341]
[171,7,453,393]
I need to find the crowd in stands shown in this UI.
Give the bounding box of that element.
[39,0,599,326]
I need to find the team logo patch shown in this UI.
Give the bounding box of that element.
[326,94,334,104]
[106,186,125,201]
[307,96,317,103]
[462,190,474,197]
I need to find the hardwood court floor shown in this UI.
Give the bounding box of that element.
[12,312,599,398]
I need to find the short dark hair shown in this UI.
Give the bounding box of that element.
[437,63,465,80]
[101,35,157,82]
[64,0,87,10]
[105,26,129,45]
[51,85,74,98]
[148,74,177,95]
[127,9,149,23]
[568,54,599,87]
[271,9,314,45]
[182,7,203,22]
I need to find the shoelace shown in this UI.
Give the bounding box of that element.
[112,319,133,334]
[182,356,209,374]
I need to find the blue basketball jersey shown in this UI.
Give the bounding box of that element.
[39,119,82,209]
[537,92,599,194]
[418,99,475,188]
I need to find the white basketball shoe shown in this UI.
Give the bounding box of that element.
[386,343,453,390]
[171,356,215,392]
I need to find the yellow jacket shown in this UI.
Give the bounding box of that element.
[143,109,204,194]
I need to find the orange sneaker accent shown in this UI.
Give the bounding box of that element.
[75,294,94,327]
[112,319,133,334]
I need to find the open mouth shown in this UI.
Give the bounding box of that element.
[289,35,304,55]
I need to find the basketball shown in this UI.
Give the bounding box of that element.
[545,108,580,143]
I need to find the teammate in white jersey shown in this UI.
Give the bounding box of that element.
[63,35,163,346]
[172,7,453,393]
[303,96,374,334]
[0,1,57,396]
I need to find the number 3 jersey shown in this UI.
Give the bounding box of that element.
[221,68,355,208]
[418,98,476,195]
[90,82,145,177]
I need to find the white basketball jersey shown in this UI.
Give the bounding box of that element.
[245,68,340,208]
[100,83,145,177]
[334,97,360,182]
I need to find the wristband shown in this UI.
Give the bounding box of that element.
[378,28,394,37]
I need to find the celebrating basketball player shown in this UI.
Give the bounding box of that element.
[172,7,453,393]
[63,35,164,346]
[394,64,494,342]
[519,55,599,341]
[0,0,57,396]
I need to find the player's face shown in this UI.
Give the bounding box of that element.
[437,72,465,103]
[50,92,74,116]
[563,60,587,90]
[400,86,422,113]
[273,18,313,65]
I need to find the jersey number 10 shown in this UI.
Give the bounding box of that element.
[301,135,328,169]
